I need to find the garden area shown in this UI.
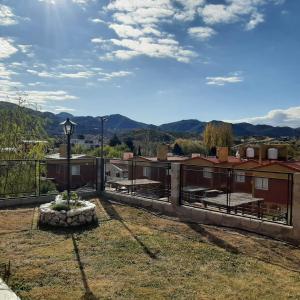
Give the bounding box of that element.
[1,198,300,299]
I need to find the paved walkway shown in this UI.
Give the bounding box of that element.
[0,278,20,300]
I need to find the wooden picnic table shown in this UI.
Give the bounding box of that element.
[182,186,211,202]
[182,186,210,193]
[112,179,161,193]
[200,192,264,217]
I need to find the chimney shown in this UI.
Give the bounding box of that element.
[59,144,67,158]
[123,152,134,160]
[217,147,229,162]
[157,144,168,161]
[191,153,201,158]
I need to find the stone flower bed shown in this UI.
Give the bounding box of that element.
[39,196,97,227]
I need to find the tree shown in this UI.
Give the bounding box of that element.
[109,134,121,147]
[0,98,50,197]
[88,143,130,159]
[137,145,142,156]
[124,137,134,152]
[174,139,206,155]
[203,122,233,152]
[172,143,183,156]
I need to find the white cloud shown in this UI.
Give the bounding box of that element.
[228,106,300,128]
[198,0,280,30]
[245,12,264,30]
[89,18,106,24]
[24,90,77,102]
[98,70,133,81]
[99,0,198,62]
[28,82,43,87]
[108,37,197,62]
[91,38,104,43]
[27,69,95,79]
[0,38,18,59]
[206,74,243,86]
[199,4,238,25]
[0,89,78,104]
[0,4,18,26]
[72,0,95,6]
[174,0,205,21]
[0,63,17,79]
[109,24,144,38]
[54,106,76,112]
[39,0,94,5]
[188,26,217,41]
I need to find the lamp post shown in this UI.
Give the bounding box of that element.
[99,116,107,191]
[60,118,76,207]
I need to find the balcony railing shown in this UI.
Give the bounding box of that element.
[0,158,97,199]
[104,158,171,202]
[180,164,293,225]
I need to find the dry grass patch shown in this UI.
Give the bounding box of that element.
[1,198,300,299]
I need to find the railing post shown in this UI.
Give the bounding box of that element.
[170,163,181,206]
[96,157,102,195]
[291,173,300,230]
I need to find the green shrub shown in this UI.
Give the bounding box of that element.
[40,180,57,195]
[51,203,70,211]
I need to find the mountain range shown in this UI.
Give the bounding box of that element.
[0,101,299,138]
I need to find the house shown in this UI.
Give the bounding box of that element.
[181,144,296,217]
[105,159,128,182]
[70,135,100,149]
[45,145,96,191]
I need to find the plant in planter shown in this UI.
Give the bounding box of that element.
[51,191,83,211]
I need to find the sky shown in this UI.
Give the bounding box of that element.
[0,0,300,127]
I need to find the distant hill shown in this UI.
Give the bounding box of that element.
[0,101,299,138]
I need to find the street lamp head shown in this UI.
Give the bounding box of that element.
[98,116,108,122]
[60,118,76,136]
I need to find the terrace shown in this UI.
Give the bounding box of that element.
[1,152,300,298]
[2,199,300,299]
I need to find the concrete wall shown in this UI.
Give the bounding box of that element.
[102,163,300,245]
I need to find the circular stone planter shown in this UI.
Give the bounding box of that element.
[39,198,98,227]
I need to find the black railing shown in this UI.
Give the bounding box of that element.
[180,164,293,225]
[0,158,97,199]
[104,158,171,202]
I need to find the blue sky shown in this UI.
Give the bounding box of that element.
[0,0,300,127]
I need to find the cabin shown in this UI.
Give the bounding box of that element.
[45,145,96,191]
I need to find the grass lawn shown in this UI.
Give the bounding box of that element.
[1,198,300,300]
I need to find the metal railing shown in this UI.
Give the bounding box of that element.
[104,158,171,202]
[0,158,97,199]
[180,164,293,225]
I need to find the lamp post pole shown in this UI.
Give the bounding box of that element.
[99,116,107,191]
[67,132,71,206]
[60,118,76,208]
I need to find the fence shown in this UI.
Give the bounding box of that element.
[0,158,97,199]
[104,158,171,201]
[180,164,293,225]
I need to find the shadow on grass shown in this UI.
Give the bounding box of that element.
[71,234,99,300]
[186,222,240,254]
[38,221,99,236]
[98,198,159,259]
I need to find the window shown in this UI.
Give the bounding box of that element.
[235,171,245,183]
[71,165,80,176]
[143,166,151,178]
[203,167,213,179]
[255,177,268,190]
